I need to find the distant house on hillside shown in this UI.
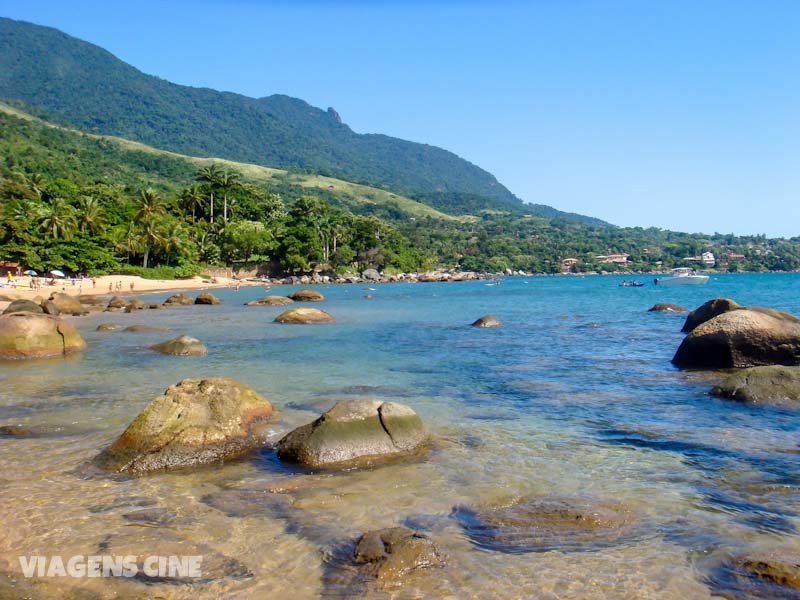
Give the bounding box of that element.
[561,258,579,273]
[594,253,629,264]
[684,252,715,267]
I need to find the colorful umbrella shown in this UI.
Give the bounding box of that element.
[50,269,66,278]
[24,270,37,276]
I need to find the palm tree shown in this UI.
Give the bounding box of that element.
[138,214,166,269]
[135,189,167,222]
[38,197,77,240]
[161,220,189,266]
[196,164,223,224]
[217,169,240,223]
[76,195,108,235]
[115,221,141,264]
[180,184,205,223]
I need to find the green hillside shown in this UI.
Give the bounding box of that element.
[2,99,798,278]
[0,17,522,208]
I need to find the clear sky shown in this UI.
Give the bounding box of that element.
[2,0,799,237]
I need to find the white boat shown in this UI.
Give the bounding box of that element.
[654,268,709,285]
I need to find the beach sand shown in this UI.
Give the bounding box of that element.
[0,274,260,311]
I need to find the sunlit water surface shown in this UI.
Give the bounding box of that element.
[1,273,798,599]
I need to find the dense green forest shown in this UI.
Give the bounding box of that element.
[1,106,798,278]
[0,17,524,208]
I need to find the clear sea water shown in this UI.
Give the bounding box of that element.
[1,273,798,599]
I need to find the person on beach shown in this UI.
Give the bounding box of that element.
[108,282,113,293]
[130,282,134,292]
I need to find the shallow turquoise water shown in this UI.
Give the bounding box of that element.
[1,273,798,599]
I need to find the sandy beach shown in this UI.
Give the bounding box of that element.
[0,274,261,311]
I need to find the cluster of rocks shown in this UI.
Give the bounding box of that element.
[667,297,800,405]
[246,269,511,286]
[87,377,441,589]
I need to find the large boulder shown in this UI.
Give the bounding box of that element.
[2,299,43,314]
[0,313,87,360]
[195,291,221,305]
[274,307,335,324]
[710,366,800,404]
[288,289,324,302]
[79,295,108,306]
[673,309,800,369]
[163,293,195,306]
[353,527,445,587]
[361,268,382,282]
[682,298,798,332]
[124,298,147,312]
[277,399,428,468]
[94,377,274,474]
[49,292,88,316]
[471,315,502,328]
[648,303,688,313]
[245,295,294,306]
[41,300,60,315]
[106,296,128,311]
[150,335,208,356]
[682,298,742,332]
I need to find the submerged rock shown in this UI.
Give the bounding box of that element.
[150,335,208,356]
[288,288,324,302]
[49,292,88,316]
[3,299,43,314]
[673,309,800,369]
[274,307,335,324]
[277,398,428,468]
[471,315,502,328]
[706,552,800,600]
[648,303,688,313]
[353,527,445,587]
[163,292,194,305]
[710,366,800,404]
[96,323,122,331]
[452,495,640,554]
[94,377,274,474]
[245,295,294,306]
[195,291,221,305]
[124,325,169,333]
[0,313,86,360]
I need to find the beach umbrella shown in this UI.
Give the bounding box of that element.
[24,270,37,276]
[50,269,66,278]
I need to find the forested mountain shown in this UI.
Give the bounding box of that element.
[2,102,798,278]
[0,17,523,209]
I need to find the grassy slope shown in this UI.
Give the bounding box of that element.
[0,101,457,222]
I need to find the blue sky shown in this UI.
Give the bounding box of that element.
[2,0,799,237]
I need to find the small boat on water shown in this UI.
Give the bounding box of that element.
[619,280,645,287]
[654,268,709,286]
